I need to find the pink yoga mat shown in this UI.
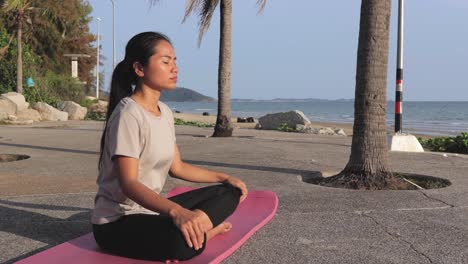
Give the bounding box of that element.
[16,187,278,264]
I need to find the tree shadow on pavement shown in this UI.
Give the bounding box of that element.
[0,199,91,264]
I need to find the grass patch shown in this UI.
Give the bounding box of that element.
[277,123,297,132]
[174,118,214,128]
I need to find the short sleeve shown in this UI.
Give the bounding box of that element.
[107,112,141,160]
[162,103,176,143]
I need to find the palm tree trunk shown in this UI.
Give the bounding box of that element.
[16,17,23,94]
[212,0,234,137]
[330,0,393,189]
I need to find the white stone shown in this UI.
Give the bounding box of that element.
[0,97,17,115]
[388,133,424,152]
[17,109,42,122]
[89,100,108,113]
[334,128,347,136]
[0,111,7,121]
[33,102,69,121]
[258,110,310,130]
[3,119,34,125]
[7,115,17,121]
[57,101,87,120]
[1,92,29,111]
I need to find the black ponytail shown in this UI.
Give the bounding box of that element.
[98,31,172,169]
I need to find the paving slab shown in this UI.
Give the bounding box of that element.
[0,121,467,264]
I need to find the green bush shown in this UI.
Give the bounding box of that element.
[37,72,85,103]
[23,85,60,107]
[418,133,468,154]
[80,98,99,108]
[85,111,106,121]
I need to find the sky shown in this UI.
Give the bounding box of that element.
[86,0,468,101]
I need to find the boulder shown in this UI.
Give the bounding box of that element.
[1,92,29,111]
[246,117,255,123]
[258,110,310,130]
[8,115,17,121]
[89,100,108,114]
[33,102,68,121]
[237,117,247,123]
[296,124,347,136]
[16,109,42,122]
[58,101,87,120]
[202,112,210,116]
[0,111,7,121]
[0,97,17,115]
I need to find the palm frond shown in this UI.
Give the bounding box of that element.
[147,0,161,9]
[182,0,203,23]
[182,0,219,47]
[256,0,266,14]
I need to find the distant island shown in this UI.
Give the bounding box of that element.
[161,87,216,102]
[98,88,354,102]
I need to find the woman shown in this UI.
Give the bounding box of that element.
[92,32,248,262]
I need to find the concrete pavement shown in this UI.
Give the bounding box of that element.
[0,121,467,263]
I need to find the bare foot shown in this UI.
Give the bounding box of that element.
[207,222,232,241]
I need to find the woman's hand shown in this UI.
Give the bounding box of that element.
[224,175,248,203]
[169,206,205,250]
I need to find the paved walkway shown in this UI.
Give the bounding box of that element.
[0,121,467,263]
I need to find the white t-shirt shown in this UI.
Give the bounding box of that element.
[92,97,176,224]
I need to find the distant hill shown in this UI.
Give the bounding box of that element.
[161,87,215,102]
[96,87,215,102]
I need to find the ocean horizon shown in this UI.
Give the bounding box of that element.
[165,101,468,137]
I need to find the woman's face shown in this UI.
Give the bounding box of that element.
[138,40,179,91]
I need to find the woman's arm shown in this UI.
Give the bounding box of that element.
[169,144,248,202]
[115,156,205,250]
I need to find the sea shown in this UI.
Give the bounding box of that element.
[164,101,468,137]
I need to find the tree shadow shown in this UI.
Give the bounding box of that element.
[0,199,92,263]
[185,159,319,176]
[0,142,99,155]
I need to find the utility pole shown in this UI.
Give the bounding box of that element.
[96,17,101,99]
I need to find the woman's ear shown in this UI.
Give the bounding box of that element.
[133,62,145,77]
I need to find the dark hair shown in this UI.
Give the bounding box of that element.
[99,32,172,169]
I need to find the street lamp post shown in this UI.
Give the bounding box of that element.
[96,17,101,99]
[110,0,116,69]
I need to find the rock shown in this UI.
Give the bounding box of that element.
[1,92,29,112]
[255,123,262,129]
[85,96,97,101]
[246,117,255,123]
[0,111,7,121]
[237,117,247,123]
[89,100,108,113]
[33,102,68,121]
[258,110,310,130]
[175,110,181,113]
[7,115,17,121]
[3,119,34,125]
[334,128,347,136]
[58,101,87,120]
[0,97,17,115]
[202,112,209,116]
[16,109,42,122]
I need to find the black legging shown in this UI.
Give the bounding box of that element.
[93,183,241,262]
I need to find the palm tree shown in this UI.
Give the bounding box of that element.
[2,0,33,94]
[326,0,395,189]
[182,0,266,137]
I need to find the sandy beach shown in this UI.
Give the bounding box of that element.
[174,112,355,135]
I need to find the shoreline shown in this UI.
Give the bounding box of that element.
[174,112,465,139]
